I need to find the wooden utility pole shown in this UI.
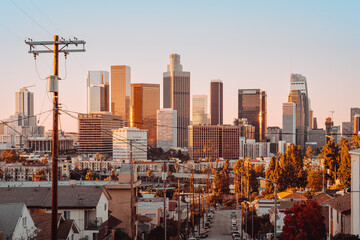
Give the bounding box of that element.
[25,36,85,240]
[130,140,135,239]
[163,160,167,240]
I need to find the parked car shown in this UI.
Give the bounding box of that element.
[199,232,208,238]
[204,226,209,232]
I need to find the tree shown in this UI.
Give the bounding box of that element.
[307,170,323,192]
[281,200,326,240]
[338,138,351,187]
[244,212,273,239]
[321,140,340,185]
[33,169,46,181]
[85,169,94,180]
[304,146,314,172]
[1,149,20,163]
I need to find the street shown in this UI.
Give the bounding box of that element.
[207,209,234,240]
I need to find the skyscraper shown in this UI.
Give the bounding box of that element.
[78,112,124,155]
[157,108,177,151]
[15,87,34,117]
[210,80,223,125]
[113,127,147,162]
[111,65,131,125]
[87,71,109,113]
[282,102,296,144]
[290,73,310,142]
[238,89,267,141]
[354,114,360,134]
[131,83,160,147]
[192,95,208,125]
[163,54,190,148]
[351,108,360,133]
[288,90,305,146]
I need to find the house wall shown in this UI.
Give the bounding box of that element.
[329,207,351,236]
[139,208,161,226]
[96,192,109,224]
[12,205,37,240]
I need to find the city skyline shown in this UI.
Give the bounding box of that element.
[0,1,359,132]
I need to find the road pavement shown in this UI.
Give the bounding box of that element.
[206,209,235,240]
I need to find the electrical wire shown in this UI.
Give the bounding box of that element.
[34,58,47,80]
[9,0,52,36]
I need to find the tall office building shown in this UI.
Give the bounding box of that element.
[15,87,34,117]
[342,122,352,137]
[0,87,43,148]
[192,95,208,125]
[290,74,310,142]
[351,108,360,133]
[267,126,282,143]
[325,117,334,134]
[163,54,190,148]
[238,89,267,141]
[78,113,124,155]
[188,125,252,160]
[210,80,223,125]
[157,108,177,151]
[87,71,109,113]
[288,90,305,146]
[309,109,313,130]
[111,65,131,125]
[282,102,296,144]
[354,115,360,134]
[131,83,160,147]
[113,127,147,162]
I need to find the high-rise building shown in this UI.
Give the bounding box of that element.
[325,117,334,134]
[351,108,360,133]
[290,73,310,141]
[192,95,208,125]
[308,129,326,151]
[0,87,43,148]
[267,126,282,143]
[157,108,177,151]
[111,65,131,125]
[238,89,267,141]
[188,125,252,160]
[309,109,313,130]
[78,113,124,155]
[282,102,296,144]
[342,122,352,137]
[354,114,360,134]
[113,127,147,162]
[87,71,110,113]
[131,83,160,147]
[330,126,341,144]
[288,90,305,146]
[15,87,34,117]
[163,54,190,148]
[240,139,270,159]
[210,80,223,125]
[313,117,318,130]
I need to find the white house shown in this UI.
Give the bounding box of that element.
[0,203,38,240]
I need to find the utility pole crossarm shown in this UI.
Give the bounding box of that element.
[25,38,86,54]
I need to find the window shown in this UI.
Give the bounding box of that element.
[22,217,27,227]
[104,203,107,211]
[64,211,70,220]
[145,214,156,218]
[337,211,339,223]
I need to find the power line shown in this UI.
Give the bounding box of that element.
[10,0,52,36]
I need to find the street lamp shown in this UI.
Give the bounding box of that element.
[257,177,278,239]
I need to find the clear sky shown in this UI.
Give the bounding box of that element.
[0,0,359,132]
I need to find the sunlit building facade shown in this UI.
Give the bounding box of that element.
[282,102,296,144]
[238,89,267,141]
[78,113,124,155]
[131,83,160,147]
[157,108,177,151]
[192,95,208,125]
[87,71,109,113]
[288,90,305,146]
[210,80,223,125]
[163,54,190,148]
[113,127,147,162]
[111,65,131,125]
[188,124,254,160]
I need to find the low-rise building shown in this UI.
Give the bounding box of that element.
[325,194,351,237]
